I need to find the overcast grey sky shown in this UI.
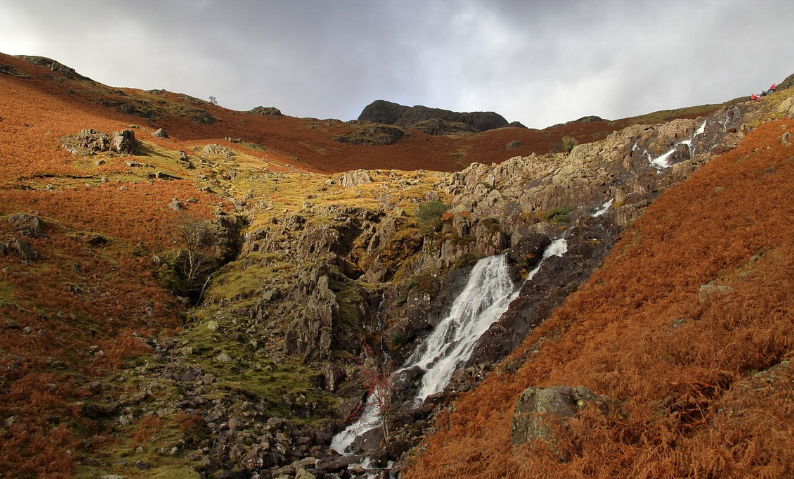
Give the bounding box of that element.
[1,0,792,128]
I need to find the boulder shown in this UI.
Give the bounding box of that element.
[337,169,372,187]
[167,198,183,211]
[510,385,600,446]
[152,128,168,138]
[111,129,136,154]
[8,213,43,238]
[201,143,234,158]
[8,237,38,262]
[247,106,282,116]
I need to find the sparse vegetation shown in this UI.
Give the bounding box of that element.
[544,205,570,223]
[561,135,577,153]
[415,200,450,235]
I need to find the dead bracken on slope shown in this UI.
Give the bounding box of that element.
[407,118,794,479]
[1,49,791,479]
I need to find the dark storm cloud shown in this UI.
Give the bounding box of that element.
[2,0,793,128]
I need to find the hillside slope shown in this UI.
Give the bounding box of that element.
[2,49,791,479]
[407,118,794,478]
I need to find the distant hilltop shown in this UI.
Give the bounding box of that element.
[358,99,526,135]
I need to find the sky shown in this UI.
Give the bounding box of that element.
[1,0,793,129]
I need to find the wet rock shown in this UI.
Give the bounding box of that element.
[317,455,362,473]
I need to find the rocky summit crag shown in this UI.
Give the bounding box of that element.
[2,50,794,479]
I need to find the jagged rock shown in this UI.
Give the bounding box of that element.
[201,143,234,158]
[152,128,168,138]
[8,213,43,238]
[60,128,135,155]
[248,106,282,116]
[0,63,29,78]
[111,130,136,154]
[8,237,38,262]
[322,363,345,392]
[16,55,93,81]
[284,270,337,361]
[60,129,109,156]
[190,109,215,124]
[510,385,602,446]
[337,169,372,187]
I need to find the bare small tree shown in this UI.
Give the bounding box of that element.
[174,214,217,298]
[360,345,396,443]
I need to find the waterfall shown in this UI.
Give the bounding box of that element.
[635,119,708,169]
[330,239,568,454]
[592,198,613,217]
[404,254,517,403]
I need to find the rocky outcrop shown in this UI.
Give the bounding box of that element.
[333,123,405,145]
[111,129,136,154]
[247,106,282,116]
[60,128,136,155]
[16,55,93,82]
[336,170,372,188]
[358,100,512,134]
[8,213,44,238]
[284,264,338,361]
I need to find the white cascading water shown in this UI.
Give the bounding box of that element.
[592,198,613,217]
[404,254,517,403]
[635,119,707,169]
[330,238,568,454]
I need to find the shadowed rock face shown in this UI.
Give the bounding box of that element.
[358,99,512,134]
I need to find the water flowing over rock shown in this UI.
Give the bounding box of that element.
[403,254,519,403]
